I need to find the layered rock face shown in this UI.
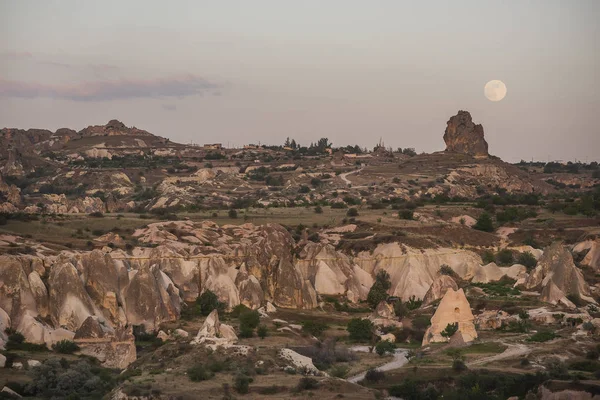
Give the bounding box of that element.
[4,221,584,367]
[443,111,489,157]
[422,288,477,345]
[355,244,484,301]
[523,242,593,307]
[574,239,600,271]
[422,275,458,306]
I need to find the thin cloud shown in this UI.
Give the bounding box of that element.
[0,51,33,60]
[162,103,177,111]
[0,75,221,101]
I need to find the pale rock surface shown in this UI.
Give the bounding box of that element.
[192,310,238,346]
[1,386,21,397]
[0,308,10,349]
[17,312,48,344]
[48,262,96,331]
[475,310,514,330]
[523,243,594,306]
[266,302,277,313]
[74,316,136,369]
[471,263,526,284]
[581,239,600,271]
[379,333,396,342]
[0,256,38,328]
[422,288,477,345]
[450,215,477,227]
[44,328,76,347]
[373,301,395,319]
[27,271,48,318]
[173,329,189,338]
[423,275,458,306]
[356,244,482,301]
[0,354,6,368]
[279,348,320,375]
[122,265,180,330]
[510,245,543,260]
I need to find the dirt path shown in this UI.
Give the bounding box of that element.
[347,346,409,383]
[339,168,363,186]
[467,342,530,367]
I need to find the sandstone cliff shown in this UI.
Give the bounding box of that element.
[523,242,593,307]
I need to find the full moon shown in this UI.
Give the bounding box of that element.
[484,80,507,102]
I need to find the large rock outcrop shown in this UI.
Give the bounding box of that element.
[191,310,238,349]
[422,288,477,345]
[523,243,594,307]
[443,111,489,157]
[422,275,458,306]
[122,265,181,331]
[74,316,136,369]
[48,262,97,331]
[574,239,600,271]
[355,244,483,302]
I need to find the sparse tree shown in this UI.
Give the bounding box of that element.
[367,270,392,309]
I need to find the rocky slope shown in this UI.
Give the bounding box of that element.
[2,217,597,369]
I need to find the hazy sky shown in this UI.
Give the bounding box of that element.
[1,1,599,162]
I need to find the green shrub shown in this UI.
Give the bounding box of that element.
[329,365,350,378]
[473,212,494,232]
[233,373,253,394]
[257,325,268,339]
[314,205,323,214]
[438,264,456,276]
[517,251,537,270]
[440,322,458,338]
[26,358,115,398]
[569,360,600,372]
[347,318,374,342]
[238,309,260,338]
[187,364,214,381]
[527,330,557,342]
[228,209,238,219]
[346,207,359,217]
[239,325,254,338]
[364,369,385,383]
[301,320,328,337]
[482,250,495,264]
[239,309,260,329]
[294,377,318,392]
[412,315,431,331]
[495,249,514,265]
[406,295,422,310]
[229,304,250,318]
[472,278,520,297]
[394,301,408,319]
[452,359,467,372]
[367,270,391,309]
[399,209,414,220]
[197,290,223,316]
[375,340,396,356]
[52,340,80,354]
[5,332,47,352]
